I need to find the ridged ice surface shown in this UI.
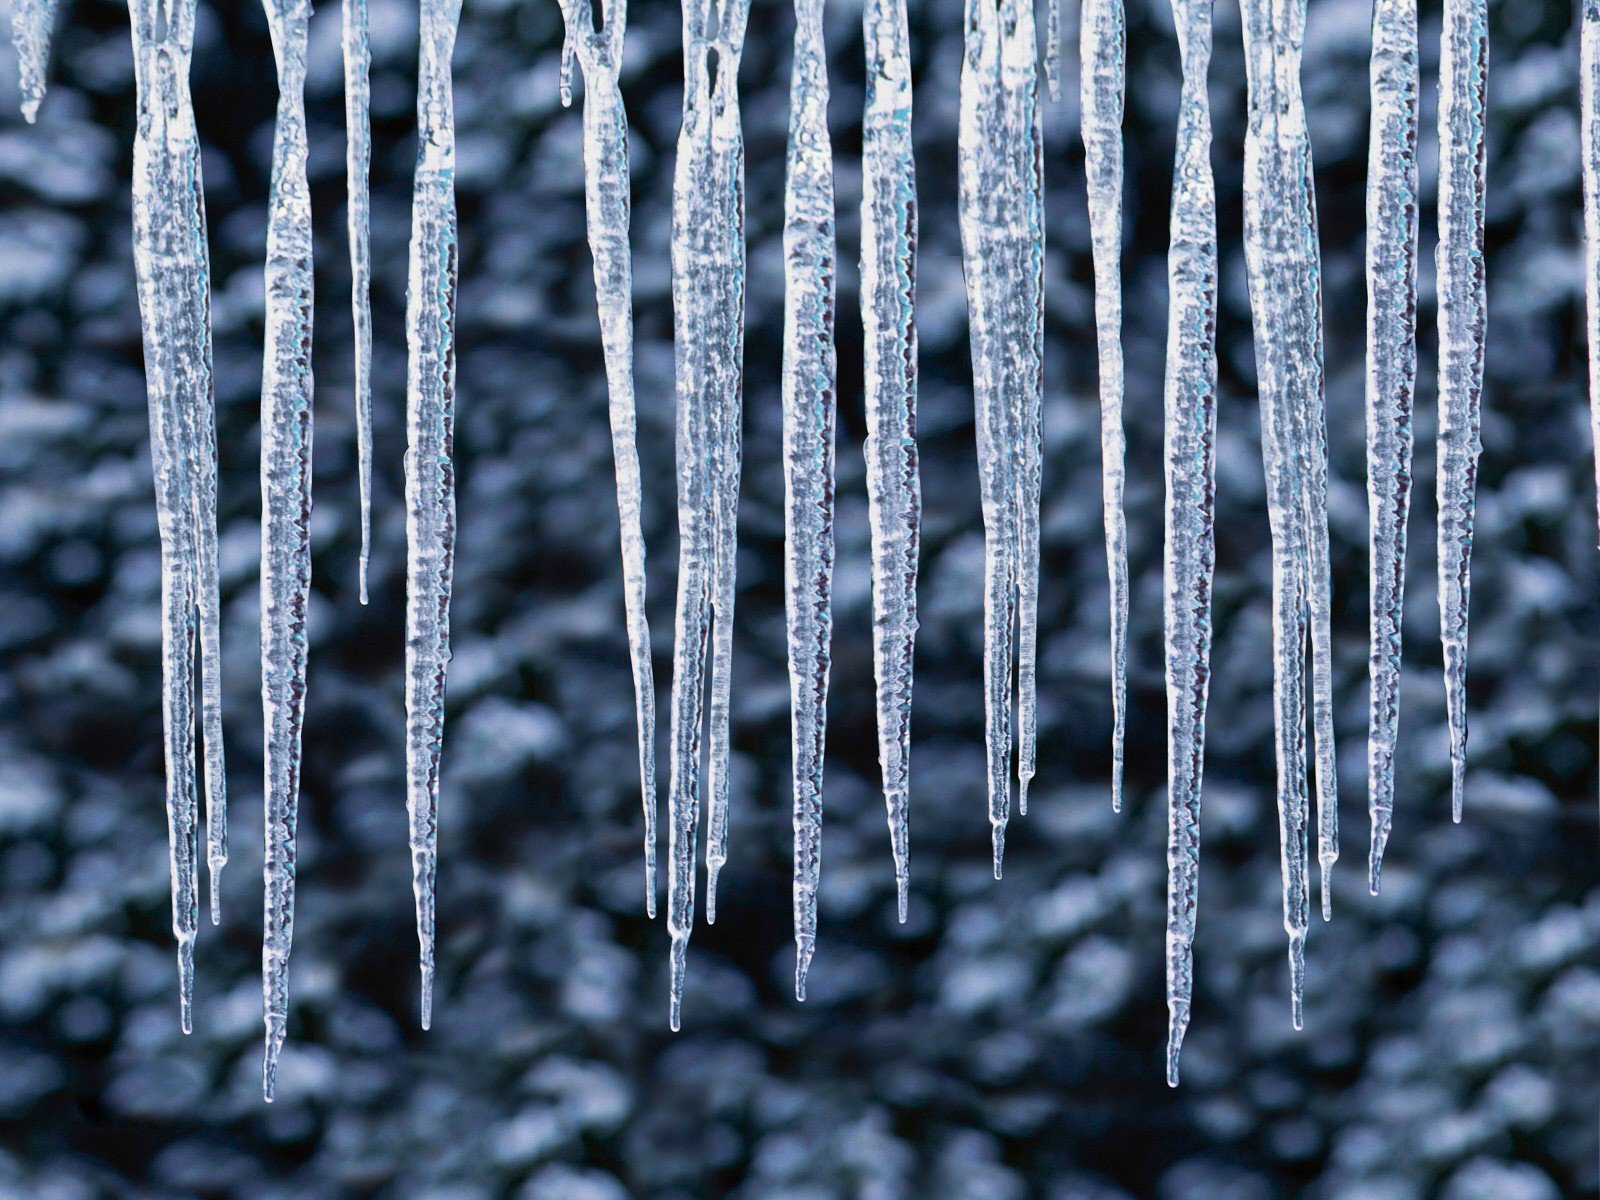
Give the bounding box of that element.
[780,0,836,1000]
[10,0,55,121]
[1585,4,1600,549]
[127,0,226,1034]
[666,0,749,1030]
[958,0,1043,874]
[1239,0,1334,1027]
[557,0,658,919]
[404,0,463,1037]
[258,0,315,1103]
[1162,0,1217,1089]
[344,0,373,603]
[1365,0,1419,892]
[860,0,919,923]
[1435,0,1486,825]
[1080,0,1127,813]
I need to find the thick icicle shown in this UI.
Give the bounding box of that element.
[958,0,1044,871]
[1435,0,1486,825]
[1162,0,1217,1089]
[127,0,225,1032]
[556,0,658,919]
[1364,0,1419,892]
[861,0,919,923]
[344,0,373,603]
[1239,0,1330,1023]
[404,0,463,1034]
[781,0,836,1000]
[259,0,315,1103]
[11,0,56,122]
[666,0,749,1028]
[1585,4,1600,544]
[1080,0,1127,813]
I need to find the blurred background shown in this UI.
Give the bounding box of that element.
[0,0,1596,1195]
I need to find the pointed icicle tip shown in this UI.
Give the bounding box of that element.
[20,97,40,123]
[1289,929,1306,1032]
[209,870,222,926]
[896,875,909,924]
[1017,779,1030,818]
[1165,1004,1189,1088]
[669,936,686,1032]
[178,937,195,1035]
[358,562,369,607]
[991,822,1006,881]
[1321,862,1334,922]
[705,864,721,925]
[1111,758,1123,813]
[795,938,814,1002]
[645,869,658,920]
[420,966,434,1031]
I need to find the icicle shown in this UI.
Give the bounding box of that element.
[11,0,57,122]
[1365,0,1419,893]
[1162,0,1217,1089]
[861,0,919,923]
[1239,0,1332,1024]
[1435,0,1486,825]
[781,0,836,1000]
[344,0,373,603]
[127,0,225,1033]
[559,18,574,108]
[1044,0,1060,103]
[667,0,750,1028]
[556,0,658,918]
[1585,4,1600,546]
[958,0,1044,872]
[258,0,315,1103]
[404,0,463,1036]
[1080,0,1127,813]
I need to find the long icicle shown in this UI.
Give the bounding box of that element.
[259,0,315,1102]
[127,0,225,1035]
[1436,0,1486,825]
[11,0,57,122]
[667,0,750,1028]
[1240,0,1326,1027]
[404,0,463,1035]
[861,0,919,923]
[1081,0,1128,813]
[1585,4,1600,546]
[556,0,658,919]
[344,0,373,603]
[958,0,1044,874]
[1365,0,1419,892]
[781,0,836,1000]
[1162,0,1217,1089]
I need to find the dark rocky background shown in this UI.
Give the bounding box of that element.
[0,0,1596,1195]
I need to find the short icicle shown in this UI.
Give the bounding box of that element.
[1435,0,1487,825]
[781,0,836,1000]
[404,0,464,1035]
[344,0,373,603]
[958,0,1044,872]
[1080,0,1128,813]
[1364,0,1419,893]
[259,0,315,1102]
[1162,0,1217,1089]
[555,0,658,918]
[667,0,750,1028]
[860,0,920,922]
[11,0,58,122]
[127,0,225,1034]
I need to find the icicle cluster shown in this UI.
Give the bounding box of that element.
[860,0,920,924]
[666,0,750,1031]
[1364,0,1419,892]
[404,0,464,1036]
[1162,0,1217,1089]
[10,0,55,121]
[345,0,374,604]
[127,0,228,1035]
[1435,0,1487,825]
[958,0,1044,876]
[1238,0,1336,1029]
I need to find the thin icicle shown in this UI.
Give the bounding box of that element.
[781,0,836,1001]
[958,0,1044,871]
[11,0,56,122]
[404,0,463,1035]
[667,0,749,1028]
[127,0,225,1033]
[1240,0,1330,1024]
[1044,0,1060,102]
[555,0,659,918]
[344,0,373,603]
[1584,3,1600,544]
[1365,0,1419,893]
[259,0,315,1103]
[1435,0,1486,825]
[1162,0,1216,1089]
[861,0,919,923]
[1080,0,1127,813]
